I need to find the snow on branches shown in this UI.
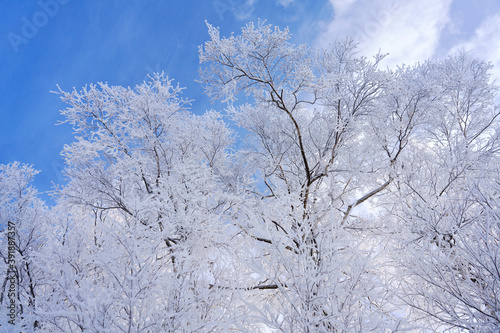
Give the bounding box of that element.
[0,22,499,332]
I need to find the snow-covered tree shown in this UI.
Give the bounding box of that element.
[35,74,237,332]
[0,162,48,331]
[197,21,422,331]
[1,22,498,333]
[392,53,500,331]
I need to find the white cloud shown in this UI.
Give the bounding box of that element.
[330,0,358,15]
[316,0,452,67]
[450,12,500,82]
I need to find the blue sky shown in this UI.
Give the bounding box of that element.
[1,0,499,203]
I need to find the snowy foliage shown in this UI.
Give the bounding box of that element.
[1,22,499,332]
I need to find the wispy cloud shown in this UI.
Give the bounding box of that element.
[316,0,452,67]
[450,12,500,81]
[276,0,295,8]
[212,0,296,21]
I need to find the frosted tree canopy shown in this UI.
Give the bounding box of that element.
[1,22,499,332]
